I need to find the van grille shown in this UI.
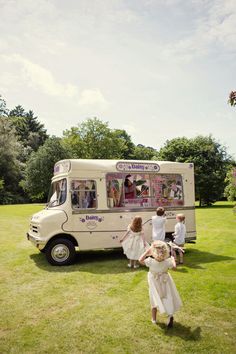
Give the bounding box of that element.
[30,224,38,233]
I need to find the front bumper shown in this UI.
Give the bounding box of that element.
[26,232,46,251]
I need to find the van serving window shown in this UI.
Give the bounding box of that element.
[71,180,97,209]
[106,173,184,208]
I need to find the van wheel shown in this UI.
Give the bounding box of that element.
[45,238,76,266]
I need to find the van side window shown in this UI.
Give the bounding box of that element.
[106,173,184,208]
[71,180,97,209]
[151,174,184,206]
[106,173,151,208]
[106,174,124,207]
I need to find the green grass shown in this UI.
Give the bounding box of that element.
[0,202,235,354]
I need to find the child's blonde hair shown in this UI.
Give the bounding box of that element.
[176,213,185,222]
[130,216,142,233]
[151,240,169,262]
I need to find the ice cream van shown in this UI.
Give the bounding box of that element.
[27,159,196,265]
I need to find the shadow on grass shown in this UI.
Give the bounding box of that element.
[30,248,131,274]
[30,246,235,273]
[183,248,235,269]
[159,322,201,341]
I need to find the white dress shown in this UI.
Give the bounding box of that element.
[122,227,147,260]
[144,257,182,315]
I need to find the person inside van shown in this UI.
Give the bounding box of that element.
[124,175,136,199]
[77,182,90,208]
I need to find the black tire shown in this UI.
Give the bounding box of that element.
[45,238,76,266]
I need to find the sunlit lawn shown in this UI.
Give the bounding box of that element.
[0,202,235,354]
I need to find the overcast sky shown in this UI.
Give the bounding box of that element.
[0,0,235,157]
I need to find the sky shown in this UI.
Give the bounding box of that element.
[0,0,236,157]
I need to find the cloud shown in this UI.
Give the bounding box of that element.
[1,54,109,110]
[78,89,109,109]
[160,0,236,62]
[2,54,78,97]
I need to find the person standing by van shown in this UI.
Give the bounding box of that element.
[152,207,166,241]
[120,216,147,269]
[172,214,186,264]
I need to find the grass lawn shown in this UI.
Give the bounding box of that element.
[0,202,235,354]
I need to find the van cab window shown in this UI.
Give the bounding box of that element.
[48,178,67,207]
[71,180,96,209]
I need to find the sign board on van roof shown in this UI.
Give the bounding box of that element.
[116,161,160,172]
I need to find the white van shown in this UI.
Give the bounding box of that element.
[27,159,196,265]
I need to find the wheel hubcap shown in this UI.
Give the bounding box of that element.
[51,244,70,262]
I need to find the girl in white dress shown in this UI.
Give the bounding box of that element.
[120,216,147,269]
[139,240,182,328]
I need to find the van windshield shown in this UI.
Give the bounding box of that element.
[47,178,67,207]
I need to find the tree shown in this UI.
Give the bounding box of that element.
[113,129,135,159]
[224,167,236,201]
[9,105,25,117]
[0,116,23,204]
[62,118,127,159]
[133,144,156,160]
[228,91,236,107]
[9,106,48,153]
[156,135,233,206]
[22,137,68,201]
[0,95,8,116]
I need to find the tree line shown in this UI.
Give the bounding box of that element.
[0,95,235,206]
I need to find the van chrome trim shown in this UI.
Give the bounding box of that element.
[72,206,195,214]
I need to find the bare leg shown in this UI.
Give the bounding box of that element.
[171,249,177,261]
[128,259,132,268]
[151,308,157,323]
[179,251,183,264]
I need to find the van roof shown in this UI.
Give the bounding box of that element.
[54,159,193,175]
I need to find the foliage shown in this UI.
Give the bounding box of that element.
[113,129,135,159]
[228,91,236,107]
[63,118,127,159]
[132,144,156,160]
[0,116,23,204]
[0,202,235,353]
[156,135,233,206]
[224,167,236,201]
[0,95,8,116]
[9,106,48,154]
[22,137,68,201]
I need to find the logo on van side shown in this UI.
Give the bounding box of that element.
[79,215,104,230]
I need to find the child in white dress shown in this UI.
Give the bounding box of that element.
[139,240,182,328]
[172,213,186,264]
[120,216,147,269]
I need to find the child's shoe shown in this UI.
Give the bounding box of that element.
[151,319,157,324]
[133,264,139,269]
[167,316,174,328]
[127,263,132,268]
